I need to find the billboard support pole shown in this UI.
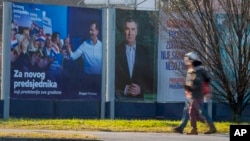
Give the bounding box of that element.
[1,1,11,119]
[101,8,107,119]
[105,8,115,119]
[101,7,115,119]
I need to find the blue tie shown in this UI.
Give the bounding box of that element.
[128,48,133,78]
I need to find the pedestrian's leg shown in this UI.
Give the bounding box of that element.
[173,100,190,133]
[179,100,190,129]
[197,103,206,123]
[199,102,217,134]
[187,99,198,135]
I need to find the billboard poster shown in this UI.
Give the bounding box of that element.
[157,11,186,102]
[115,9,158,101]
[10,2,103,100]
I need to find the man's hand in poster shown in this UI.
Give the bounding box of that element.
[127,83,141,97]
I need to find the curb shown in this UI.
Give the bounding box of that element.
[0,137,101,141]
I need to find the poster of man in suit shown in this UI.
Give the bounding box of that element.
[115,9,157,101]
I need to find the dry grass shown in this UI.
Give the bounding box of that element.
[0,118,237,139]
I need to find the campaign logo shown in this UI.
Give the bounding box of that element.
[230,125,250,141]
[169,78,184,89]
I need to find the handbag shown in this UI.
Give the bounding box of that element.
[202,82,210,95]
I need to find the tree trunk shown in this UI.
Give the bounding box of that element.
[231,106,242,122]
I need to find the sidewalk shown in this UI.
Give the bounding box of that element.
[0,129,229,141]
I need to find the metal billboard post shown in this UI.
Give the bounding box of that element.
[1,1,11,119]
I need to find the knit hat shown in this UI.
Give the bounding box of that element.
[184,52,201,65]
[185,52,200,61]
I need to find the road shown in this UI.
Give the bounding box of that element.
[84,131,229,141]
[0,129,229,141]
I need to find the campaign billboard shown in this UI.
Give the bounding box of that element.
[114,9,158,101]
[157,11,187,102]
[10,2,103,100]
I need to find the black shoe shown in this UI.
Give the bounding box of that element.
[187,128,198,135]
[204,128,217,134]
[204,123,217,134]
[173,127,183,134]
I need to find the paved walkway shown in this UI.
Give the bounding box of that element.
[0,129,229,141]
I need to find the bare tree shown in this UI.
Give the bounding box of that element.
[159,0,250,121]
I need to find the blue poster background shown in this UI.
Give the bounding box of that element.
[10,2,103,100]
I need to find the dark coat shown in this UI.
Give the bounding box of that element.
[115,42,153,99]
